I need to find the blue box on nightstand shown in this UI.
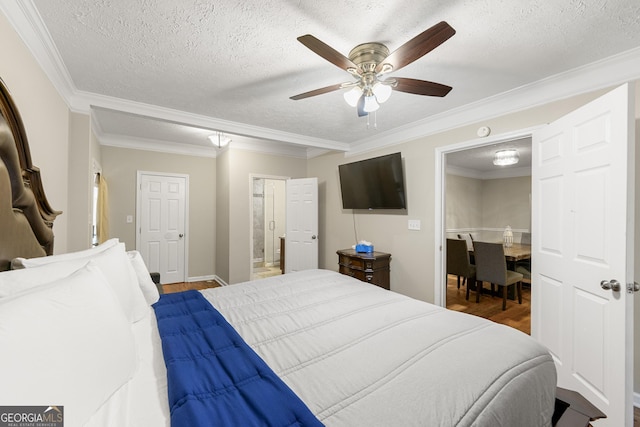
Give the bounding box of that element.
[355,243,373,253]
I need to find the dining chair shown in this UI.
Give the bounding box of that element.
[457,233,475,265]
[446,238,476,300]
[473,241,523,310]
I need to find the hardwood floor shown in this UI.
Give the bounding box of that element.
[446,274,531,335]
[162,280,220,294]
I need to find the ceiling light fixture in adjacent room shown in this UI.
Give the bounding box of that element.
[493,149,519,166]
[208,132,231,149]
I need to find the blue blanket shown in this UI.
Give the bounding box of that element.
[153,290,323,427]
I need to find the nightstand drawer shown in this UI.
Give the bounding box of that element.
[337,249,391,290]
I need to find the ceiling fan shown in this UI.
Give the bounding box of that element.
[290,21,456,117]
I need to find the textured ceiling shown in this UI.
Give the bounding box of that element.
[5,0,640,156]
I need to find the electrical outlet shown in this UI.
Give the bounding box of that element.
[408,219,421,231]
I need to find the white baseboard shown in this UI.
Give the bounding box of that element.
[187,275,216,283]
[186,274,230,286]
[214,275,229,286]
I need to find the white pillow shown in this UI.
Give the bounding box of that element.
[0,260,89,298]
[11,238,119,269]
[127,250,160,305]
[0,263,137,427]
[4,243,149,323]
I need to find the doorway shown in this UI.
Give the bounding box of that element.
[136,171,188,284]
[251,176,286,280]
[437,130,534,333]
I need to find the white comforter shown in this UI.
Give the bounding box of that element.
[200,269,556,427]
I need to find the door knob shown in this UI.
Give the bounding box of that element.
[600,279,621,292]
[627,281,640,294]
[311,235,317,240]
[179,233,184,238]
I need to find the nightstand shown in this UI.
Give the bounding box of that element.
[337,249,391,290]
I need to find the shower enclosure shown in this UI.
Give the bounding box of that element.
[252,178,286,275]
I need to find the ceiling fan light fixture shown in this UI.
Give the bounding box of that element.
[372,82,392,103]
[363,95,379,113]
[208,132,231,149]
[343,86,363,107]
[493,149,519,166]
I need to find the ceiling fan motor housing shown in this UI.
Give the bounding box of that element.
[348,43,390,73]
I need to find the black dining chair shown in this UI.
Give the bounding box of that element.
[446,238,476,300]
[473,241,523,310]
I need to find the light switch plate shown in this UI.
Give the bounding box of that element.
[408,219,421,231]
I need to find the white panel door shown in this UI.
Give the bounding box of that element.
[532,84,634,426]
[138,173,187,284]
[285,177,318,273]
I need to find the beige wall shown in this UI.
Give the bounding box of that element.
[100,146,216,279]
[445,174,483,231]
[215,149,230,282]
[0,13,70,253]
[445,174,531,241]
[224,149,307,284]
[67,112,92,251]
[482,176,531,232]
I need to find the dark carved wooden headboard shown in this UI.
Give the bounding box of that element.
[0,77,61,271]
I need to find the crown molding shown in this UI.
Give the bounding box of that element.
[0,0,77,106]
[446,165,531,180]
[4,0,640,158]
[1,0,350,153]
[99,133,220,158]
[347,46,640,156]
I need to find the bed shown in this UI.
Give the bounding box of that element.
[0,77,557,426]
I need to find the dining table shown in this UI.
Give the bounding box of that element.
[469,242,531,263]
[503,243,532,263]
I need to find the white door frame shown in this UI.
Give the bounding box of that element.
[136,171,189,282]
[433,126,542,306]
[249,174,289,276]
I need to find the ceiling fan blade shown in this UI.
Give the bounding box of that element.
[393,78,452,97]
[297,35,358,71]
[290,83,344,100]
[376,21,455,74]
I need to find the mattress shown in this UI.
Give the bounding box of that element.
[200,269,556,427]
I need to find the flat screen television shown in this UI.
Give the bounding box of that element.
[338,152,407,209]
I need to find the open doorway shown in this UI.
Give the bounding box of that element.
[439,133,533,334]
[251,176,287,280]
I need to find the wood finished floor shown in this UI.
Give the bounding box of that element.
[162,280,220,294]
[446,274,531,335]
[166,277,640,424]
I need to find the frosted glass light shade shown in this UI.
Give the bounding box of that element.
[372,82,392,103]
[363,96,379,112]
[343,86,363,107]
